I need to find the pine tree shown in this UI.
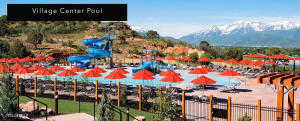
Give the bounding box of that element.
[97,92,115,121]
[0,73,17,119]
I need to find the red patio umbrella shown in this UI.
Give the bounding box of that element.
[48,66,65,71]
[30,65,45,71]
[219,70,240,76]
[57,70,78,77]
[244,53,266,58]
[10,64,25,71]
[81,70,102,78]
[191,76,216,85]
[166,56,176,61]
[213,58,224,62]
[0,64,11,73]
[0,58,10,63]
[22,57,33,62]
[293,57,300,60]
[250,60,264,67]
[132,75,155,80]
[189,68,209,74]
[200,67,213,72]
[268,54,291,60]
[45,56,55,61]
[33,56,45,62]
[198,57,211,62]
[105,72,127,79]
[134,69,154,76]
[35,69,55,76]
[265,61,277,66]
[70,66,85,72]
[90,67,106,73]
[14,67,34,74]
[112,68,129,74]
[160,75,184,83]
[239,60,252,65]
[160,70,180,77]
[226,59,238,64]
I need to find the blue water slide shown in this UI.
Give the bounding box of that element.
[132,61,174,73]
[67,36,111,68]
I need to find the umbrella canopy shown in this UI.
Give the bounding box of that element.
[213,58,224,62]
[165,56,176,61]
[70,66,85,72]
[9,58,21,63]
[14,67,34,74]
[219,70,240,76]
[0,64,10,73]
[22,57,33,62]
[293,57,300,60]
[90,67,106,73]
[35,69,55,76]
[226,59,239,64]
[160,70,180,76]
[29,65,45,71]
[105,72,127,79]
[57,70,78,77]
[265,61,277,65]
[239,60,252,65]
[33,56,45,62]
[250,60,264,67]
[198,57,211,62]
[10,64,25,71]
[134,69,154,76]
[200,67,213,72]
[112,68,129,74]
[48,66,65,71]
[268,54,291,60]
[189,68,209,74]
[191,76,216,85]
[132,74,155,80]
[81,70,102,77]
[244,53,266,58]
[160,75,184,83]
[45,56,55,61]
[180,56,192,62]
[0,58,9,63]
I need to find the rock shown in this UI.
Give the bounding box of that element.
[40,107,55,115]
[19,101,39,112]
[133,116,145,121]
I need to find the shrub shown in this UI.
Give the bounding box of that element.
[238,114,252,121]
[0,73,17,119]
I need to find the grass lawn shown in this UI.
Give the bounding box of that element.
[19,96,155,121]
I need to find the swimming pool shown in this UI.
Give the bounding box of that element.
[38,68,241,87]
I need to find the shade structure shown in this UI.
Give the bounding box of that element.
[226,59,238,64]
[134,69,154,76]
[90,67,106,73]
[14,67,34,74]
[0,64,10,73]
[48,66,65,71]
[165,56,176,61]
[198,57,211,62]
[160,75,183,83]
[112,68,129,74]
[35,69,55,76]
[239,60,252,65]
[180,56,192,62]
[29,65,45,71]
[45,56,55,61]
[81,70,102,78]
[33,56,45,61]
[265,61,277,65]
[189,68,209,74]
[132,75,155,80]
[250,60,264,67]
[244,53,266,58]
[22,57,33,62]
[70,66,85,72]
[268,54,291,60]
[191,76,216,85]
[219,70,240,76]
[0,58,10,63]
[105,72,127,79]
[160,70,180,76]
[9,58,21,63]
[213,58,224,62]
[57,70,78,77]
[10,64,25,71]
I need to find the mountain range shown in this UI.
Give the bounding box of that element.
[179,21,300,48]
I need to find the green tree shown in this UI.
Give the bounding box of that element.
[9,41,32,58]
[225,48,244,60]
[0,40,10,54]
[26,29,44,49]
[189,52,199,61]
[238,114,252,121]
[265,47,283,56]
[121,86,127,106]
[0,73,17,119]
[146,30,160,40]
[0,16,10,36]
[199,41,210,47]
[97,92,115,121]
[154,88,179,121]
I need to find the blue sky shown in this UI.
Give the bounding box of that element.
[1,0,300,38]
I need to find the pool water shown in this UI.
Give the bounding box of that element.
[38,68,241,87]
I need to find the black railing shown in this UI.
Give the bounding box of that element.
[22,94,48,120]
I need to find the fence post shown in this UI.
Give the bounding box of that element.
[288,89,294,121]
[34,77,37,97]
[54,78,57,93]
[16,76,19,96]
[95,80,99,104]
[257,100,261,121]
[209,95,213,121]
[277,85,284,121]
[138,85,142,111]
[74,79,77,101]
[117,81,121,107]
[54,91,58,115]
[297,103,300,121]
[182,90,186,120]
[227,96,231,121]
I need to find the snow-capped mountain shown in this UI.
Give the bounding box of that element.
[179,21,300,48]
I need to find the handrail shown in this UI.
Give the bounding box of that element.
[23,94,48,120]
